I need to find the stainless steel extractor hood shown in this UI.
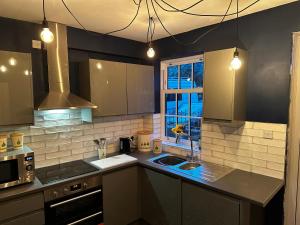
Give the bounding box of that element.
[37,22,97,110]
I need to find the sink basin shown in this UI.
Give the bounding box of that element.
[179,162,201,170]
[153,155,186,166]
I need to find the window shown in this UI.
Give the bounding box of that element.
[161,55,204,143]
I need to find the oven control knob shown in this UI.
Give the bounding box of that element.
[52,191,58,198]
[26,165,33,171]
[83,182,88,189]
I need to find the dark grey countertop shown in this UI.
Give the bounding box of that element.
[0,151,284,207]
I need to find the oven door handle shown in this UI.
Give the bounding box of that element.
[49,189,102,208]
[67,211,103,225]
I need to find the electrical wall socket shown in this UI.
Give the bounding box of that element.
[32,40,42,49]
[263,130,273,139]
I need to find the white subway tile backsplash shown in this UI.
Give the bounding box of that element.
[199,121,287,179]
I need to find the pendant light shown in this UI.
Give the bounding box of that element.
[230,0,242,70]
[40,0,54,43]
[147,17,156,58]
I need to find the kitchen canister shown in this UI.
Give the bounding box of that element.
[153,139,162,154]
[11,132,24,149]
[137,130,152,152]
[0,134,8,152]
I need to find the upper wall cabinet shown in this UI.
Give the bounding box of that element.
[0,50,34,126]
[79,59,128,117]
[79,60,154,117]
[203,48,247,121]
[127,63,154,114]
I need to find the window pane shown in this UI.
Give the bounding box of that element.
[180,64,192,89]
[190,118,201,141]
[177,117,189,140]
[193,62,204,88]
[177,93,189,116]
[167,66,178,89]
[165,94,176,115]
[165,116,176,138]
[191,93,203,117]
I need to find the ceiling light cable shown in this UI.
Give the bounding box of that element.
[155,0,260,17]
[150,0,233,46]
[105,0,142,34]
[61,0,88,32]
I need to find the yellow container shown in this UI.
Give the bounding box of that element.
[11,132,24,149]
[153,139,162,154]
[137,130,152,152]
[0,134,8,152]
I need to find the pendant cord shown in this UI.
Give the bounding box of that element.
[236,0,239,46]
[42,0,46,20]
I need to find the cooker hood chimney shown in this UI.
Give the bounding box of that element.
[37,22,97,110]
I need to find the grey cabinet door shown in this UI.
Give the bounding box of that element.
[203,48,235,121]
[89,59,127,116]
[141,168,181,225]
[182,181,240,225]
[0,210,44,225]
[103,166,140,225]
[126,64,154,114]
[0,50,34,126]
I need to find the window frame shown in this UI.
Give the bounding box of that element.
[160,54,204,145]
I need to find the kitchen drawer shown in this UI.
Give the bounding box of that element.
[0,193,44,222]
[0,210,44,225]
[1,210,45,225]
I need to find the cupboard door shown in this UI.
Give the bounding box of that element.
[103,167,140,225]
[0,50,33,126]
[141,168,181,225]
[89,59,127,116]
[127,64,154,114]
[203,48,235,121]
[182,181,240,225]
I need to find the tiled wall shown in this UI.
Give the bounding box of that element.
[0,109,145,168]
[1,110,287,179]
[150,114,286,179]
[201,121,287,179]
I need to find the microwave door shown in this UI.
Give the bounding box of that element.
[0,159,21,188]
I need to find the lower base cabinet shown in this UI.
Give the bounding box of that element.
[182,181,240,225]
[103,166,140,225]
[0,210,44,225]
[141,168,181,225]
[0,192,44,225]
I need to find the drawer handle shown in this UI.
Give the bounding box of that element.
[67,211,103,225]
[49,189,101,208]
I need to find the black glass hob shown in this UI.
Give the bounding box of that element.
[36,160,98,185]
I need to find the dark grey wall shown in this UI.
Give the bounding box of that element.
[153,1,300,124]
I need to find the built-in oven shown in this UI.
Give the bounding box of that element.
[44,175,103,225]
[0,146,34,189]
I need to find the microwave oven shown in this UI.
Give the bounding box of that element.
[0,146,35,189]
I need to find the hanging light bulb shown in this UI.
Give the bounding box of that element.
[230,49,242,70]
[40,0,54,43]
[230,0,242,70]
[40,20,54,43]
[147,46,155,58]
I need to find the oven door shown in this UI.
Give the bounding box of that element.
[0,158,22,189]
[45,187,103,225]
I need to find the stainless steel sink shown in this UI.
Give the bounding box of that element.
[153,155,186,166]
[179,162,201,170]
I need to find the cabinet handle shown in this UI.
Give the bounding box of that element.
[49,189,101,208]
[67,211,102,225]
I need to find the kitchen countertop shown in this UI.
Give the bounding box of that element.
[0,151,284,207]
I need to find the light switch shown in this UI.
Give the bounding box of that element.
[32,40,42,49]
[263,130,273,139]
